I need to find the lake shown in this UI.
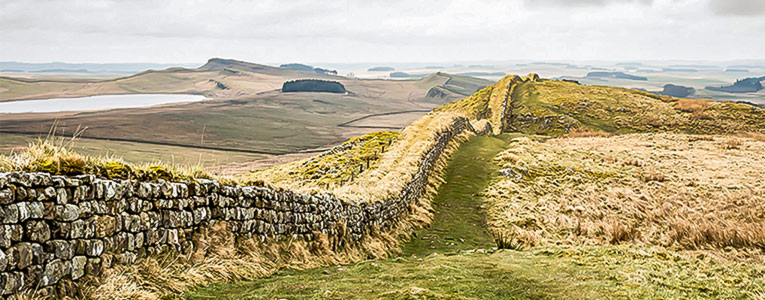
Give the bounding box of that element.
[0,94,207,113]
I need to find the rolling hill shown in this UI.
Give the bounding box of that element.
[0,59,492,168]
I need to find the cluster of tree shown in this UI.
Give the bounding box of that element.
[282,79,346,93]
[658,84,695,98]
[706,77,765,93]
[280,63,338,75]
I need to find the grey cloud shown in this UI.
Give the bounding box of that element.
[708,0,765,16]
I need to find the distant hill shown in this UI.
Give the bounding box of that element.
[279,63,338,75]
[507,78,764,136]
[657,84,695,98]
[417,72,493,100]
[0,61,197,73]
[367,66,394,72]
[36,69,89,73]
[586,71,647,81]
[725,69,749,73]
[390,72,428,79]
[706,77,765,93]
[662,68,698,73]
[456,72,506,77]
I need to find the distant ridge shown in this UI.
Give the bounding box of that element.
[586,71,647,81]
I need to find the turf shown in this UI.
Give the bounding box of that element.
[400,134,517,256]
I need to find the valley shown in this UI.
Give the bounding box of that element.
[0,59,492,168]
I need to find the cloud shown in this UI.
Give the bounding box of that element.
[708,0,765,16]
[524,0,652,7]
[0,0,762,63]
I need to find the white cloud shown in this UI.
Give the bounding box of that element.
[0,0,762,63]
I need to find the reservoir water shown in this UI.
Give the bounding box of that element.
[0,94,207,113]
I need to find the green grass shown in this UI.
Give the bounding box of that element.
[248,131,399,188]
[401,133,517,256]
[183,131,764,300]
[185,243,764,300]
[509,80,765,136]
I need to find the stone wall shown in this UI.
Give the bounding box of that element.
[0,117,480,298]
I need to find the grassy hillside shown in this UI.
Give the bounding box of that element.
[508,79,765,135]
[186,133,765,300]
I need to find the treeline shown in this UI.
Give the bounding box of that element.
[706,76,765,93]
[282,79,347,93]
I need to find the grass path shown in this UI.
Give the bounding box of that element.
[400,134,515,256]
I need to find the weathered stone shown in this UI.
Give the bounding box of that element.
[26,202,44,219]
[2,204,19,224]
[0,250,7,272]
[73,239,104,257]
[85,257,102,277]
[56,188,68,204]
[71,256,86,280]
[123,214,142,232]
[69,219,85,239]
[7,243,35,269]
[24,220,50,243]
[54,204,79,221]
[78,201,93,218]
[0,188,13,204]
[44,240,74,260]
[43,187,57,200]
[41,259,69,286]
[14,187,28,202]
[93,215,117,238]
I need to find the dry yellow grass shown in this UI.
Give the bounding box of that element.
[0,137,210,182]
[484,133,765,261]
[674,98,713,113]
[564,126,613,138]
[244,111,473,203]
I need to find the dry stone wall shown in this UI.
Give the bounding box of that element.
[0,116,480,298]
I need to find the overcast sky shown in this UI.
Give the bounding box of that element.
[1,0,764,64]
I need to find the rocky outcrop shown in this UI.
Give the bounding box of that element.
[0,116,480,298]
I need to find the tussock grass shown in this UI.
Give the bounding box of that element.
[0,137,210,182]
[674,98,712,113]
[485,133,765,261]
